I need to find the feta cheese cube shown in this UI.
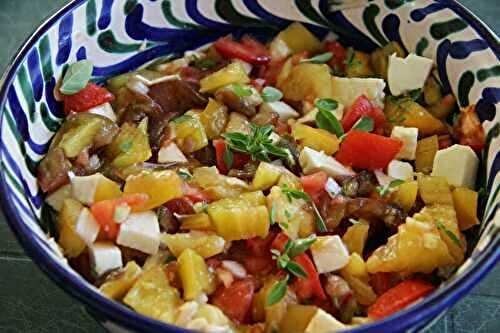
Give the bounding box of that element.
[325,177,342,197]
[260,101,299,121]
[158,142,188,164]
[45,184,72,211]
[387,160,414,181]
[431,144,479,189]
[305,308,346,333]
[299,147,355,177]
[391,126,418,160]
[87,102,116,122]
[331,76,386,107]
[388,53,433,96]
[71,173,103,205]
[117,211,160,255]
[269,37,292,61]
[310,235,350,273]
[89,242,122,276]
[75,208,100,245]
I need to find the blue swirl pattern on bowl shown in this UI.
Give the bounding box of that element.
[0,0,498,332]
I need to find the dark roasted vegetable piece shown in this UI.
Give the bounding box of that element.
[345,198,406,232]
[324,274,358,324]
[38,147,71,193]
[341,171,377,198]
[276,135,301,175]
[228,160,259,180]
[215,87,260,117]
[317,193,347,232]
[157,206,179,233]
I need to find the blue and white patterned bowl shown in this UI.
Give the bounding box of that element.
[0,0,498,332]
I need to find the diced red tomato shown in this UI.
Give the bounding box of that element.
[62,83,115,114]
[246,231,278,257]
[342,95,386,133]
[454,105,485,152]
[368,280,435,319]
[300,172,328,201]
[211,279,255,324]
[271,232,326,301]
[213,36,271,65]
[324,41,347,73]
[90,193,148,240]
[336,131,403,170]
[258,59,286,86]
[213,139,251,175]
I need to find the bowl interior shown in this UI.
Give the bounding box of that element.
[0,0,498,332]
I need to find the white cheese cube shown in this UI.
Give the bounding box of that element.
[387,160,414,181]
[431,144,479,189]
[305,308,346,333]
[297,104,344,125]
[260,101,299,121]
[325,177,342,197]
[233,59,253,75]
[310,235,350,273]
[388,53,433,96]
[158,142,188,164]
[75,208,100,245]
[331,76,386,107]
[269,37,292,61]
[87,103,116,122]
[45,184,72,211]
[71,173,103,205]
[117,211,160,255]
[299,147,355,177]
[89,242,122,276]
[391,126,418,160]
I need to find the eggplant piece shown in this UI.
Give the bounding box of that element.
[148,80,208,149]
[276,135,301,175]
[215,87,261,117]
[341,171,377,198]
[37,147,71,193]
[324,274,358,324]
[345,198,406,232]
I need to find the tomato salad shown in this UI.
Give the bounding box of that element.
[38,22,485,333]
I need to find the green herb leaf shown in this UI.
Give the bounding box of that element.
[261,86,283,102]
[119,139,133,153]
[377,179,405,196]
[301,52,333,64]
[436,221,462,247]
[281,184,311,203]
[267,278,288,306]
[277,253,290,269]
[315,98,338,112]
[316,109,344,137]
[193,58,216,70]
[269,202,277,225]
[289,235,316,257]
[172,114,194,124]
[223,147,233,169]
[177,168,192,180]
[351,116,374,132]
[223,124,289,162]
[165,254,177,264]
[344,48,362,70]
[60,60,93,95]
[409,88,422,101]
[232,83,253,97]
[312,202,328,233]
[286,261,308,278]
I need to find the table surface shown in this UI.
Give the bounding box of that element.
[0,1,498,332]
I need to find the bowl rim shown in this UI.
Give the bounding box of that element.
[0,0,498,332]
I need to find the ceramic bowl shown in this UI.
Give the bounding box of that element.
[0,0,498,332]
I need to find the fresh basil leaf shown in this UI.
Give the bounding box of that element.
[119,139,133,153]
[301,52,333,64]
[315,98,338,112]
[270,249,281,258]
[289,236,316,257]
[377,179,405,196]
[223,147,233,169]
[284,240,294,253]
[286,261,308,279]
[316,109,344,137]
[312,202,327,233]
[281,184,311,203]
[436,221,462,247]
[177,168,192,180]
[389,179,405,188]
[261,86,283,102]
[351,116,374,132]
[232,83,253,97]
[193,58,216,70]
[278,254,290,269]
[409,88,422,101]
[60,60,93,95]
[267,278,288,306]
